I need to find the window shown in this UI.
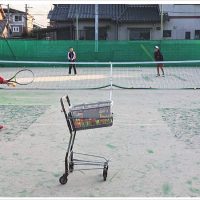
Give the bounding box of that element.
[185,32,191,39]
[163,30,171,38]
[12,26,19,32]
[14,15,22,22]
[129,28,150,40]
[195,30,200,39]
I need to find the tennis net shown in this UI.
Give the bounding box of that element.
[0,60,200,90]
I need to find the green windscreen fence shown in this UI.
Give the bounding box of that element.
[1,39,200,64]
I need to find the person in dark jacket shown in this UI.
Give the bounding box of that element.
[67,47,77,75]
[154,46,165,77]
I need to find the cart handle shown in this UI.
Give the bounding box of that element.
[60,95,71,115]
[60,95,75,133]
[66,96,71,106]
[60,95,71,106]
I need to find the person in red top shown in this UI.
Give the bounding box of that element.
[0,76,8,129]
[0,76,8,84]
[154,46,165,77]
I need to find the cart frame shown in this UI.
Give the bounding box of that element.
[59,95,113,185]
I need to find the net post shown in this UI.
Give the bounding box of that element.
[109,61,113,101]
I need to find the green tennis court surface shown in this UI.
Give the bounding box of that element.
[1,89,200,197]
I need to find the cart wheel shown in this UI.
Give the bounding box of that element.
[59,174,68,185]
[103,165,108,181]
[69,162,74,172]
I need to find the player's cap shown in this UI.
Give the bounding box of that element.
[155,46,159,49]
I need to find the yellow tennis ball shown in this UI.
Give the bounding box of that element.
[11,83,16,87]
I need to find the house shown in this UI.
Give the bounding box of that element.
[47,4,161,40]
[162,5,200,39]
[0,5,9,38]
[3,7,34,38]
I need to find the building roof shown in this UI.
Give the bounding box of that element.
[119,5,160,22]
[3,8,34,19]
[48,4,161,23]
[3,8,26,14]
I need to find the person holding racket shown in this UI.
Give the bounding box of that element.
[1,69,34,87]
[154,46,165,77]
[0,76,9,129]
[0,76,8,85]
[68,47,77,75]
[0,70,34,129]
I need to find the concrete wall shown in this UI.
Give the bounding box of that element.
[80,21,114,40]
[68,21,161,40]
[66,21,117,40]
[162,5,200,39]
[163,18,200,39]
[118,23,161,40]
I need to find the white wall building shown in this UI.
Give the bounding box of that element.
[162,4,200,40]
[3,7,34,38]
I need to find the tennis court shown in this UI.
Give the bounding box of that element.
[1,38,200,197]
[1,85,200,197]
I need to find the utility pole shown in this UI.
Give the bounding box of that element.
[95,4,98,52]
[7,4,10,38]
[76,4,79,40]
[25,4,28,35]
[160,4,163,40]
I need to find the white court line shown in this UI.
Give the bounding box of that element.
[16,73,143,83]
[33,74,107,82]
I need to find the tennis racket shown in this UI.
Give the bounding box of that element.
[7,69,34,86]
